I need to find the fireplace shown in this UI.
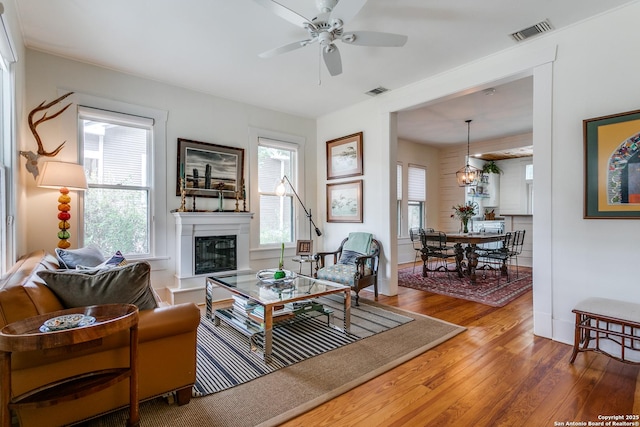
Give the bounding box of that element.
[194,235,237,275]
[172,212,253,297]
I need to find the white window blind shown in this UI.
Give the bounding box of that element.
[408,165,426,201]
[397,163,402,201]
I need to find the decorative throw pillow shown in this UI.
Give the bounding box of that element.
[37,261,158,310]
[55,246,105,269]
[77,250,128,270]
[338,249,362,266]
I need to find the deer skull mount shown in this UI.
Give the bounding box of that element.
[20,91,74,179]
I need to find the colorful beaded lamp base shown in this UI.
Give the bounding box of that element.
[56,187,72,249]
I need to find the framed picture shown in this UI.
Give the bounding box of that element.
[177,138,244,198]
[584,109,640,218]
[296,240,313,257]
[327,180,363,223]
[326,132,363,180]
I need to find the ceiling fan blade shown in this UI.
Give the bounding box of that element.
[341,31,408,47]
[259,39,314,58]
[323,44,342,76]
[252,0,311,28]
[329,0,368,26]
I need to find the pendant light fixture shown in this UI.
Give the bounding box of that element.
[456,119,482,187]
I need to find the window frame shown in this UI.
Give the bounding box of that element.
[79,106,153,257]
[72,92,168,261]
[249,127,306,252]
[407,164,426,234]
[257,138,298,246]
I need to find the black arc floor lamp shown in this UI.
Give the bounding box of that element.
[276,176,322,244]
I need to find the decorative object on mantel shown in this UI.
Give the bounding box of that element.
[176,138,245,199]
[177,178,187,212]
[216,182,225,211]
[37,161,88,248]
[456,119,482,187]
[20,91,74,179]
[451,201,478,234]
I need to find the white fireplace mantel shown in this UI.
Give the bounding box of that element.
[171,211,253,298]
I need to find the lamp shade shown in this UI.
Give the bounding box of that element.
[37,161,88,191]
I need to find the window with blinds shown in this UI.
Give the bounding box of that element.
[79,107,153,256]
[407,165,426,232]
[258,137,297,245]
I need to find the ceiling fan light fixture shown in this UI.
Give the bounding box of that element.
[456,119,482,187]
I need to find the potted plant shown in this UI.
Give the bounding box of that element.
[482,161,503,175]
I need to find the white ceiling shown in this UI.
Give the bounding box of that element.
[14,0,637,144]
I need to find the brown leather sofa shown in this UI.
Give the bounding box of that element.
[0,250,201,426]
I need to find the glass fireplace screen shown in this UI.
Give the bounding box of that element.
[194,235,237,275]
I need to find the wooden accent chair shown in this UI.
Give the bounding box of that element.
[315,232,380,306]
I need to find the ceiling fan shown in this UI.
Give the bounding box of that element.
[253,0,408,76]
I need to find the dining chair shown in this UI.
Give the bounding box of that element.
[409,227,433,273]
[477,232,513,282]
[420,230,456,281]
[508,230,526,278]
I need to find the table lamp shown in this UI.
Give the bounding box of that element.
[37,161,88,249]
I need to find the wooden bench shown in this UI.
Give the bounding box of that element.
[570,297,640,364]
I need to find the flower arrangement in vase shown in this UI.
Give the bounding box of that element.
[451,201,478,233]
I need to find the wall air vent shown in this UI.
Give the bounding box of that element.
[365,87,389,96]
[510,20,553,42]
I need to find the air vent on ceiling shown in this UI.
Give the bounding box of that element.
[365,87,389,96]
[510,20,553,42]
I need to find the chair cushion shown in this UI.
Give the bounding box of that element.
[317,264,373,287]
[37,261,158,310]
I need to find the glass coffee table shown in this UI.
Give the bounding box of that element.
[206,272,351,362]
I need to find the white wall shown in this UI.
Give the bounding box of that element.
[22,50,316,289]
[316,2,640,347]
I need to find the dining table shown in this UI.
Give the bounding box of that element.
[423,232,508,285]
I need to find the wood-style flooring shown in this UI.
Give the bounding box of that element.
[280,264,639,427]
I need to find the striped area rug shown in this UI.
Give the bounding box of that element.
[193,294,412,397]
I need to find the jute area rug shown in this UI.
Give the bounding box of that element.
[81,299,464,427]
[398,264,532,307]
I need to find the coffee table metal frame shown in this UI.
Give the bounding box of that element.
[206,272,351,362]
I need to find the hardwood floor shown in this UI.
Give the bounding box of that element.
[280,264,640,426]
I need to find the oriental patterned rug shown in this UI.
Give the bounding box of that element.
[398,265,532,307]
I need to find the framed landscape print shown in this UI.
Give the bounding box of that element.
[327,180,363,223]
[584,109,640,218]
[177,138,244,198]
[326,132,363,180]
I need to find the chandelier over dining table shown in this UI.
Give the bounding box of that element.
[456,119,482,187]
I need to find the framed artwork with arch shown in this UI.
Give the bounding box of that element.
[584,109,640,218]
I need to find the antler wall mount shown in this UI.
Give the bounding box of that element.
[20,91,74,179]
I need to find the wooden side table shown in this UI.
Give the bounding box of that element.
[0,304,140,427]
